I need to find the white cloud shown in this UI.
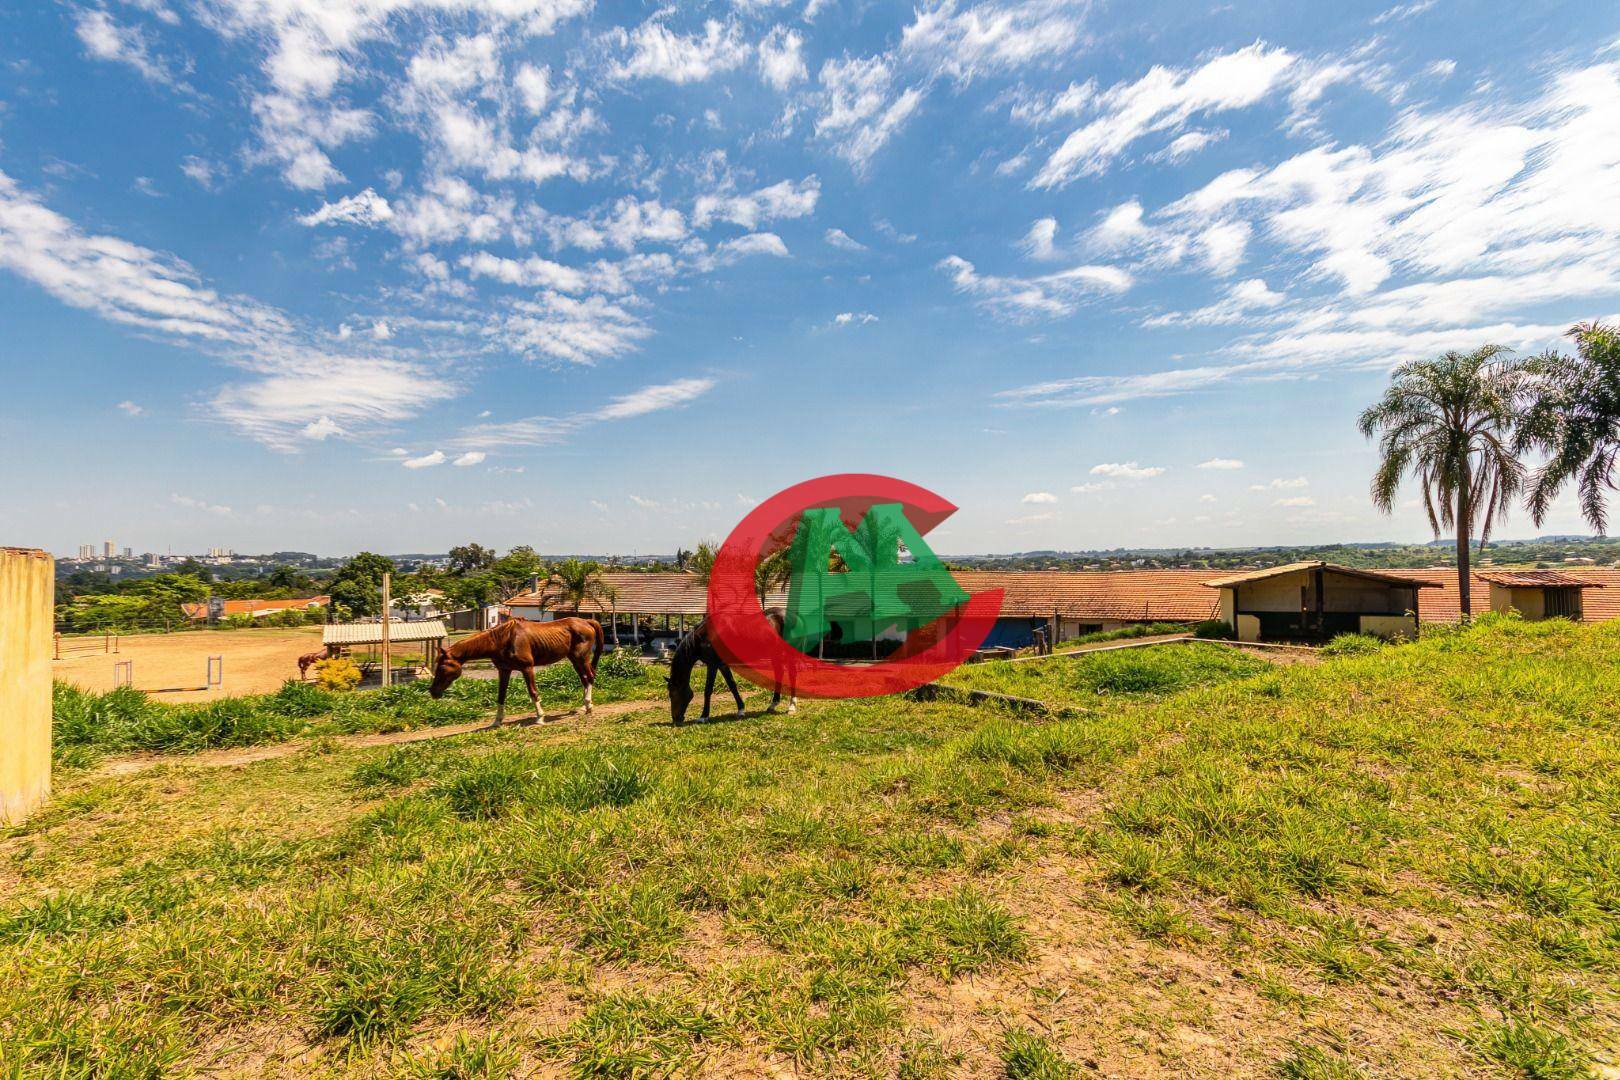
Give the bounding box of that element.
[693,177,820,229]
[116,400,145,417]
[1021,491,1057,503]
[816,55,924,170]
[458,251,588,293]
[454,377,714,449]
[490,291,652,365]
[610,18,750,83]
[75,9,183,88]
[300,188,393,227]
[1251,476,1309,490]
[180,156,224,190]
[1197,458,1244,470]
[1032,43,1297,187]
[402,450,446,469]
[1090,462,1165,480]
[170,493,233,516]
[901,0,1085,81]
[1005,510,1058,526]
[833,311,878,326]
[759,26,807,89]
[1069,481,1112,494]
[937,254,1131,319]
[824,228,867,251]
[1197,220,1250,275]
[452,450,486,466]
[1149,128,1226,163]
[1143,277,1285,328]
[301,415,342,440]
[371,319,393,341]
[1273,495,1316,507]
[1020,217,1058,259]
[717,232,790,259]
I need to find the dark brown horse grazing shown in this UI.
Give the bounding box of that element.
[667,611,797,725]
[429,617,604,727]
[297,650,326,680]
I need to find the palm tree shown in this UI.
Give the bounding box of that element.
[1519,322,1620,534]
[1358,346,1527,618]
[540,558,618,616]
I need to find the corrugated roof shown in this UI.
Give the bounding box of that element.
[323,619,447,646]
[1474,570,1606,588]
[1202,562,1437,589]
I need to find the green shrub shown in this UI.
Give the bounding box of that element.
[1193,619,1234,639]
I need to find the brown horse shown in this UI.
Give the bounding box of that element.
[667,610,797,725]
[297,650,326,679]
[428,617,604,726]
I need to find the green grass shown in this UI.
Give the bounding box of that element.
[942,640,1270,702]
[3,615,1618,1076]
[49,647,666,764]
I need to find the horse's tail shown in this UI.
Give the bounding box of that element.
[590,618,605,668]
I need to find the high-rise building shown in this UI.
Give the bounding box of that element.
[77,544,94,560]
[102,540,114,558]
[121,547,132,559]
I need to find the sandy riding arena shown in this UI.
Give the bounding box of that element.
[52,627,325,700]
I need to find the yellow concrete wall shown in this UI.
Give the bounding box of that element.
[1359,614,1418,640]
[1235,574,1307,613]
[1235,614,1262,642]
[1511,588,1547,620]
[1,548,52,824]
[1218,589,1236,629]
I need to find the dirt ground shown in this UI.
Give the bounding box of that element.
[52,627,329,700]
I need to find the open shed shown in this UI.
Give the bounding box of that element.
[322,619,448,681]
[1204,562,1437,642]
[1475,570,1604,621]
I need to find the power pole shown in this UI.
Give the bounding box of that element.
[380,572,392,688]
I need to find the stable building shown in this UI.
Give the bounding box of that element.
[1204,562,1435,642]
[1474,570,1602,621]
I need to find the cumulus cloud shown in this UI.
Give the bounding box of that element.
[1197,458,1244,470]
[299,188,393,227]
[75,9,185,89]
[833,311,878,325]
[452,450,486,466]
[901,0,1085,81]
[692,177,819,229]
[116,400,145,417]
[759,26,807,89]
[1021,491,1057,503]
[402,450,447,468]
[609,18,750,83]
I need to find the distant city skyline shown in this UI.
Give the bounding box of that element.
[4,2,1618,554]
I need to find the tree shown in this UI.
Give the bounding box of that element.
[490,545,545,600]
[1359,346,1527,617]
[328,552,396,618]
[174,558,214,582]
[540,558,617,614]
[447,543,496,575]
[1519,322,1620,533]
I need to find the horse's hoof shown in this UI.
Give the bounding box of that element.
[735,710,745,719]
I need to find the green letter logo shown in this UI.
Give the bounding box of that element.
[783,503,969,651]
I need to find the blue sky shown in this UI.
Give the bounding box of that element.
[2,0,1617,557]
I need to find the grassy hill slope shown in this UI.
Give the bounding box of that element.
[2,617,1616,1077]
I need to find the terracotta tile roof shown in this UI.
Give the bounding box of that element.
[950,570,1221,621]
[1474,569,1606,588]
[510,570,1220,623]
[181,596,330,620]
[1382,569,1620,622]
[1203,561,1439,589]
